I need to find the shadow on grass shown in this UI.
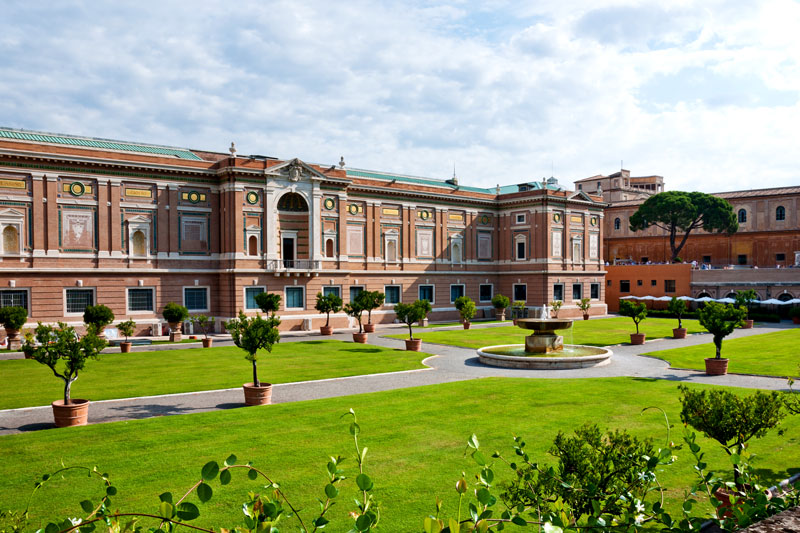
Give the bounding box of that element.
[215,402,244,410]
[108,403,198,419]
[752,466,800,485]
[342,348,382,354]
[296,341,327,345]
[8,422,54,432]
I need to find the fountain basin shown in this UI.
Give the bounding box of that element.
[477,344,612,369]
[515,318,574,333]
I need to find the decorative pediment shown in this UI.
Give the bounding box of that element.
[126,215,151,224]
[0,208,25,219]
[567,191,597,203]
[266,158,329,182]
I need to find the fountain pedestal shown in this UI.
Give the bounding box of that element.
[525,333,563,353]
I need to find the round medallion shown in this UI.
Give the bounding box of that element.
[553,213,561,223]
[188,191,201,204]
[590,216,598,226]
[324,198,336,210]
[480,214,490,225]
[246,191,259,205]
[69,182,86,196]
[348,203,359,215]
[419,210,430,220]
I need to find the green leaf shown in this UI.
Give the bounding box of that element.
[355,514,372,532]
[106,486,117,496]
[312,516,329,527]
[476,488,492,505]
[324,483,339,499]
[201,461,220,481]
[45,523,60,533]
[423,517,441,533]
[80,500,94,513]
[449,518,461,533]
[248,468,258,480]
[472,451,487,466]
[176,502,200,521]
[350,422,361,436]
[79,522,96,533]
[511,516,527,526]
[467,434,480,450]
[356,473,373,491]
[159,492,173,504]
[220,469,232,485]
[158,501,174,519]
[224,454,237,467]
[197,482,213,503]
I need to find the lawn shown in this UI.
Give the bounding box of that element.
[0,340,429,409]
[1,378,798,532]
[388,317,706,348]
[643,328,800,377]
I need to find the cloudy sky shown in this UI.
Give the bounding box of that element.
[2,1,798,193]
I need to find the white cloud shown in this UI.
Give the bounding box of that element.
[1,0,797,193]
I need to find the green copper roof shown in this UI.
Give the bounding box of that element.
[0,128,203,161]
[347,168,491,194]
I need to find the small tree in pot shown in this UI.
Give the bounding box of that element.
[315,292,343,336]
[22,322,106,427]
[190,314,215,347]
[117,319,135,353]
[577,297,591,320]
[668,297,688,338]
[549,300,563,319]
[619,300,647,345]
[224,311,281,406]
[344,298,368,343]
[162,302,189,342]
[512,300,526,324]
[455,296,476,329]
[394,300,429,351]
[360,291,385,332]
[735,289,758,328]
[491,294,510,321]
[416,298,432,327]
[83,304,114,338]
[698,301,746,375]
[0,305,27,351]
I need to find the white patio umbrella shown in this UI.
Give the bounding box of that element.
[654,296,674,301]
[619,295,637,299]
[785,298,800,305]
[638,295,656,300]
[695,296,715,302]
[677,296,695,301]
[758,298,786,305]
[716,297,736,304]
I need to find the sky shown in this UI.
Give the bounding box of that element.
[1,0,799,193]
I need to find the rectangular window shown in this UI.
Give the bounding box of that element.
[664,280,676,293]
[572,283,583,301]
[513,284,527,302]
[385,285,401,304]
[66,288,94,314]
[184,287,209,312]
[323,286,341,298]
[606,280,611,287]
[515,213,526,224]
[703,255,711,264]
[553,284,563,301]
[516,240,526,260]
[479,284,493,302]
[285,287,304,309]
[637,279,643,286]
[738,254,747,265]
[0,289,28,311]
[245,287,265,310]
[640,257,649,264]
[776,253,786,262]
[651,280,657,287]
[127,288,154,312]
[418,284,434,303]
[450,284,465,303]
[350,286,364,302]
[590,283,599,299]
[620,280,630,293]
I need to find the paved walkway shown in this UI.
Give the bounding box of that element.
[0,322,794,435]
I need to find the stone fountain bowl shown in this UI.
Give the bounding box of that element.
[516,318,574,332]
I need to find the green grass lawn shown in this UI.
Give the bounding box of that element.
[1,378,798,532]
[643,329,800,377]
[0,340,429,409]
[389,317,706,348]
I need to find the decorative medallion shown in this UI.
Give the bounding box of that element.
[590,216,598,226]
[246,191,259,205]
[348,203,359,215]
[419,210,431,221]
[69,182,86,197]
[323,197,336,210]
[187,191,201,204]
[553,213,562,223]
[479,214,490,225]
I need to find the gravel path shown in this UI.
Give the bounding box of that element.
[0,322,793,435]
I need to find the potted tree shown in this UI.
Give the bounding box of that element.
[0,305,27,351]
[344,298,368,343]
[491,293,510,321]
[698,301,746,375]
[578,297,591,320]
[512,300,525,325]
[361,291,385,333]
[790,306,800,325]
[83,304,114,338]
[117,319,135,353]
[549,300,563,319]
[225,310,280,406]
[619,299,647,345]
[190,314,215,347]
[416,298,432,327]
[315,292,343,335]
[455,296,476,329]
[668,297,688,338]
[735,289,758,328]
[162,302,189,342]
[22,322,106,427]
[394,300,429,351]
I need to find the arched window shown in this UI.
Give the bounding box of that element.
[778,293,793,302]
[386,240,397,262]
[325,239,334,257]
[776,205,786,221]
[696,292,712,299]
[248,235,258,256]
[131,230,146,257]
[2,225,19,254]
[614,218,620,230]
[277,192,308,212]
[738,209,746,223]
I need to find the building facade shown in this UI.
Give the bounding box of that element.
[0,128,607,333]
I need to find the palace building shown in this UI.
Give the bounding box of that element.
[0,127,607,333]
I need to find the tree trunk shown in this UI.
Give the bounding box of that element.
[325,312,330,328]
[64,377,74,404]
[714,336,723,358]
[407,323,414,340]
[252,360,259,387]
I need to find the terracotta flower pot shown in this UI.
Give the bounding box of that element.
[242,383,272,406]
[52,399,89,427]
[5,328,22,350]
[202,338,213,348]
[120,342,132,353]
[742,319,754,329]
[353,332,368,343]
[630,333,646,345]
[405,338,422,351]
[168,322,182,342]
[793,316,800,325]
[363,323,376,333]
[705,358,729,375]
[320,325,333,336]
[512,319,518,326]
[672,328,687,339]
[463,322,471,330]
[583,314,590,320]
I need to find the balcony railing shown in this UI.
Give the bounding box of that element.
[266,259,321,271]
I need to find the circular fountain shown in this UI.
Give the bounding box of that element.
[477,318,612,369]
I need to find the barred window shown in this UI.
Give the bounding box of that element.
[127,288,154,312]
[66,289,94,314]
[182,218,206,242]
[0,290,28,311]
[184,287,208,311]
